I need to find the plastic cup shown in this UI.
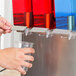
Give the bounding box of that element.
[15,41,34,72]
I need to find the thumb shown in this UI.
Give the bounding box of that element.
[0,18,11,30]
[0,28,4,36]
[0,23,11,30]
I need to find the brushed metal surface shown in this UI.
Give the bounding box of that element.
[22,32,76,76]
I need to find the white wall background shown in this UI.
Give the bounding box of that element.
[0,0,22,49]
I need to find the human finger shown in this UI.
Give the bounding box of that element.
[17,66,26,75]
[21,48,35,54]
[21,61,32,68]
[22,55,34,61]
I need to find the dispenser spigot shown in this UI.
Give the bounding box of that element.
[68,32,72,40]
[46,29,53,38]
[24,27,30,36]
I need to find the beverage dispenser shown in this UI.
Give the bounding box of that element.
[11,0,76,76]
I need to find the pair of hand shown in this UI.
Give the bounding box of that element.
[0,17,35,75]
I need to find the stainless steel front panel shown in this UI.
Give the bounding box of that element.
[22,32,76,76]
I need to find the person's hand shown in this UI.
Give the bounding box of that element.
[0,48,35,75]
[0,17,12,35]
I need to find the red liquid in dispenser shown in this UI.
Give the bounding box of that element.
[32,0,56,29]
[13,0,56,29]
[12,0,25,26]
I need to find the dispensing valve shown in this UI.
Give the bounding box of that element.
[24,27,30,36]
[46,29,53,38]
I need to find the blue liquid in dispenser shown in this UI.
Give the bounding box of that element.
[55,0,76,31]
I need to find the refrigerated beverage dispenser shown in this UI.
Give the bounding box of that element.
[12,0,56,29]
[11,0,76,76]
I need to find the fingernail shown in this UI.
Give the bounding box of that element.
[23,72,26,75]
[33,50,35,53]
[29,64,32,68]
[31,57,34,61]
